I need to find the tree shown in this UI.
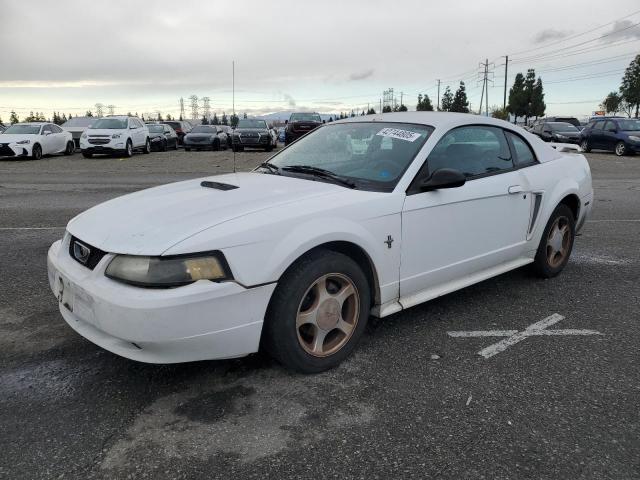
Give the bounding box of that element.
[440,86,454,112]
[212,113,219,125]
[230,113,239,127]
[126,112,133,117]
[620,54,640,117]
[366,107,376,114]
[328,116,334,122]
[507,73,527,123]
[221,112,228,125]
[243,112,247,119]
[201,115,209,125]
[450,82,469,113]
[61,113,67,123]
[382,106,392,113]
[86,110,93,117]
[10,111,19,124]
[397,104,408,112]
[416,93,434,111]
[490,106,509,120]
[530,77,546,118]
[166,113,173,121]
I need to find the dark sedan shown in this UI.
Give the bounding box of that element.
[580,117,640,156]
[531,122,581,144]
[284,112,322,145]
[231,119,273,152]
[183,125,229,151]
[147,124,179,151]
[160,121,192,145]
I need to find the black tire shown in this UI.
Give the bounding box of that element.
[31,144,42,160]
[580,139,591,153]
[82,152,93,159]
[161,139,168,152]
[212,139,220,151]
[615,141,627,157]
[142,138,151,154]
[124,140,133,158]
[173,138,178,150]
[262,249,371,373]
[184,147,191,152]
[64,141,74,155]
[532,204,576,278]
[265,145,273,152]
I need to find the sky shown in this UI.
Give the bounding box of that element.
[1,0,640,122]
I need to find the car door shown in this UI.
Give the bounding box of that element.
[589,120,605,148]
[400,125,532,302]
[51,124,66,151]
[602,121,618,150]
[40,124,56,154]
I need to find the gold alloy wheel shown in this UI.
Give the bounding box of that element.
[296,273,360,357]
[546,216,571,268]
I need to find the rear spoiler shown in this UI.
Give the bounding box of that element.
[549,142,581,153]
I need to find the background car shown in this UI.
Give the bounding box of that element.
[231,119,273,152]
[219,125,233,147]
[80,116,150,158]
[183,125,228,151]
[0,123,7,134]
[147,123,179,151]
[284,112,322,145]
[61,116,96,149]
[538,116,581,128]
[0,122,74,159]
[531,121,581,144]
[160,120,192,145]
[278,126,285,143]
[580,117,640,156]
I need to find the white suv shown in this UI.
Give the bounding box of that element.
[80,116,150,158]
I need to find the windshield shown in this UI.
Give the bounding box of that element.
[63,117,94,128]
[268,122,433,191]
[237,119,267,129]
[191,126,215,133]
[290,113,322,123]
[548,122,578,132]
[89,118,128,129]
[618,119,640,131]
[148,125,164,133]
[4,124,41,135]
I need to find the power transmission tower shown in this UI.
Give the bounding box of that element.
[437,79,441,111]
[179,97,185,120]
[202,96,211,121]
[189,95,199,121]
[476,59,494,116]
[95,103,104,117]
[382,88,394,111]
[107,104,115,116]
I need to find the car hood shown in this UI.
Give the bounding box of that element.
[66,172,345,255]
[556,131,580,136]
[86,129,124,136]
[0,134,39,142]
[235,128,269,134]
[185,132,214,138]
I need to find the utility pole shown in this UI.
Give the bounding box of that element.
[379,98,382,113]
[179,97,185,120]
[189,95,199,121]
[477,59,494,116]
[503,55,509,110]
[107,104,115,116]
[400,92,403,108]
[436,79,441,111]
[202,96,211,121]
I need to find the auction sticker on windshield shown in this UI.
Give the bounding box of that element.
[376,127,422,142]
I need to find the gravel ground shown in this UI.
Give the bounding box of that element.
[0,148,638,479]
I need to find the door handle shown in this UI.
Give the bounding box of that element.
[508,185,523,194]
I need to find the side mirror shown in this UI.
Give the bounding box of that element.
[130,126,136,129]
[420,168,466,192]
[285,120,289,125]
[44,131,51,136]
[543,129,551,134]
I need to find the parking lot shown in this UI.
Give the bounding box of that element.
[0,148,638,479]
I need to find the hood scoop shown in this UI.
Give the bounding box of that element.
[200,180,238,191]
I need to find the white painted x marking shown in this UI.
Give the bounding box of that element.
[447,313,602,359]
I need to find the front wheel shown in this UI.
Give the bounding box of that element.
[212,139,220,151]
[580,139,591,153]
[615,141,627,156]
[31,144,42,160]
[142,138,151,154]
[64,141,75,155]
[124,140,133,157]
[532,204,575,278]
[262,249,370,373]
[173,138,178,150]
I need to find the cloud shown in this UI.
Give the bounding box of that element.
[349,69,374,81]
[601,19,640,43]
[283,93,296,107]
[532,28,570,44]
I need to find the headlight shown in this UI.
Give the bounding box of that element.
[555,134,567,140]
[151,136,162,142]
[628,135,640,142]
[112,133,122,139]
[16,139,30,144]
[105,252,231,287]
[81,132,87,139]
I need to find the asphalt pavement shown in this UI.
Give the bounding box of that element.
[0,147,638,479]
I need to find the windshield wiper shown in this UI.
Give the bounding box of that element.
[281,165,356,188]
[257,162,280,175]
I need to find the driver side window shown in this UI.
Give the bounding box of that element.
[427,126,513,178]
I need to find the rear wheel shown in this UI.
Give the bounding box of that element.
[124,140,133,158]
[580,139,591,153]
[64,141,75,155]
[262,249,370,373]
[142,138,151,154]
[31,144,42,160]
[161,139,168,152]
[615,141,627,156]
[173,138,178,150]
[532,204,575,278]
[212,139,220,151]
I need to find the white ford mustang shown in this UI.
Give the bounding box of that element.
[1,122,75,159]
[47,112,593,373]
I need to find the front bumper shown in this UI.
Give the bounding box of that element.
[80,138,126,154]
[0,142,32,157]
[47,237,275,363]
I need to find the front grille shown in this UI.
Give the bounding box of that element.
[189,136,208,143]
[0,144,15,156]
[69,236,107,270]
[88,138,110,145]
